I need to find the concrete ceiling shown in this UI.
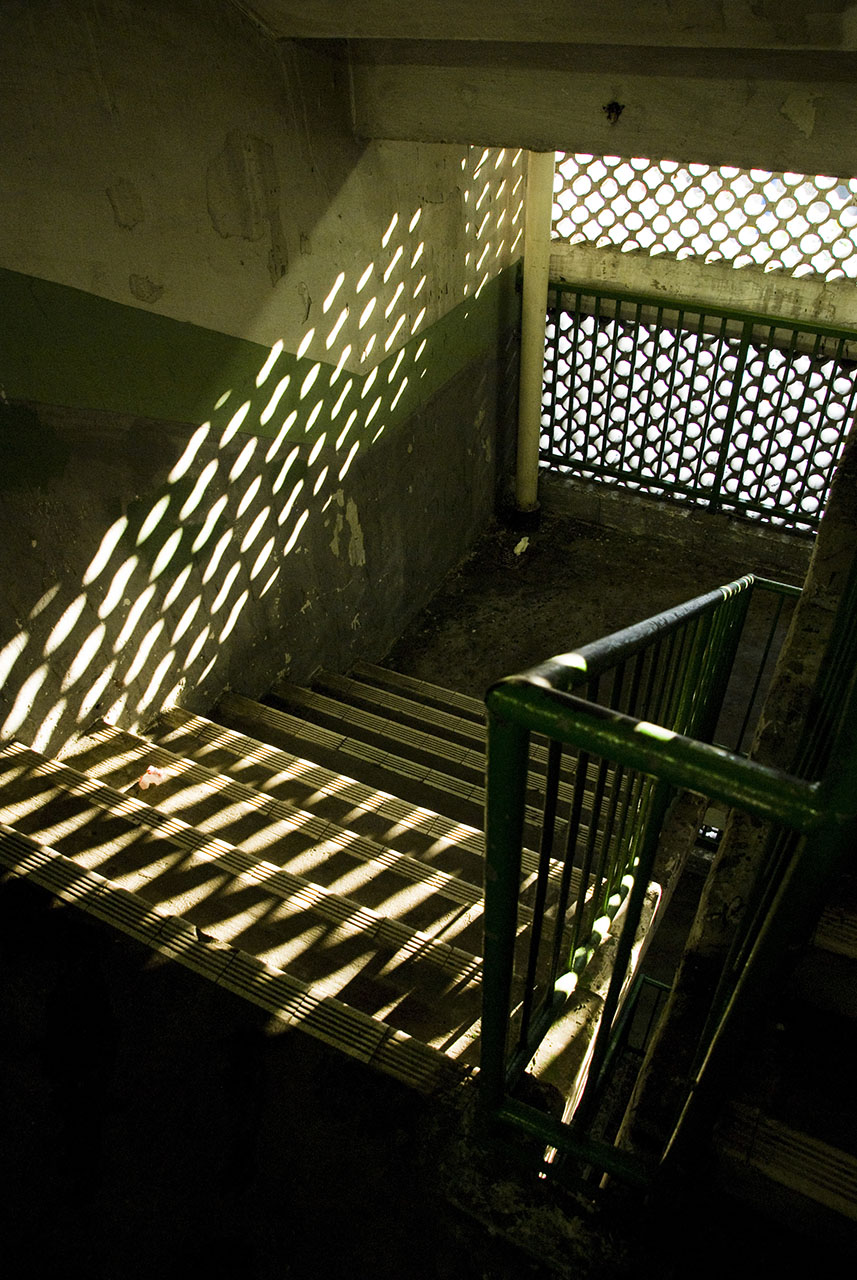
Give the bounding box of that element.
[237,1,857,50]
[230,1,857,174]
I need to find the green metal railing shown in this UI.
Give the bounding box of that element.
[541,283,857,532]
[479,573,838,1185]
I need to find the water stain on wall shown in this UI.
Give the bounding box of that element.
[106,179,144,230]
[129,274,164,304]
[206,130,288,286]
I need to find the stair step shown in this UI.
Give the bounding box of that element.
[717,1101,857,1225]
[314,671,583,793]
[0,823,464,1095]
[150,706,577,894]
[0,742,487,1054]
[270,679,487,783]
[314,670,485,750]
[814,896,857,962]
[352,661,486,723]
[151,706,492,876]
[223,690,605,856]
[271,679,593,818]
[217,689,521,835]
[61,721,492,951]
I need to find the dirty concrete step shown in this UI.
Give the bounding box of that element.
[150,706,495,879]
[149,706,597,926]
[216,689,542,841]
[217,692,616,872]
[352,661,486,724]
[813,877,857,962]
[269,678,487,784]
[314,671,587,793]
[0,823,465,1095]
[0,742,487,1053]
[314,670,486,750]
[716,1101,857,1233]
[266,681,593,821]
[149,706,576,897]
[61,721,492,952]
[786,875,857,1019]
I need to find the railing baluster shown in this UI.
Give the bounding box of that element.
[575,778,675,1127]
[544,283,853,530]
[550,747,592,990]
[482,573,802,1182]
[516,738,564,1053]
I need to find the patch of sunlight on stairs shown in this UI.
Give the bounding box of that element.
[0,661,622,1103]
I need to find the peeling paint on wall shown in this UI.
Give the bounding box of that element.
[129,274,164,304]
[106,179,144,229]
[206,130,288,285]
[345,497,366,567]
[329,494,344,557]
[779,91,819,138]
[328,489,366,567]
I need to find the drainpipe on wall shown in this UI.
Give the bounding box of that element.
[514,149,555,528]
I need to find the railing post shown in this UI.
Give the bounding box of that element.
[481,704,530,1109]
[515,150,555,521]
[709,319,753,513]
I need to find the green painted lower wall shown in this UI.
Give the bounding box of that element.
[0,264,519,449]
[0,264,520,756]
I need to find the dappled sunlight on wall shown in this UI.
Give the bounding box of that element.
[0,146,524,758]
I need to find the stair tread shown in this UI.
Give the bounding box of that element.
[316,672,583,790]
[718,1101,857,1222]
[270,679,487,779]
[315,669,486,748]
[0,741,487,1054]
[61,721,492,951]
[270,679,594,821]
[0,823,465,1094]
[219,690,567,845]
[353,662,486,722]
[219,689,510,830]
[814,898,857,961]
[151,706,575,891]
[152,705,492,869]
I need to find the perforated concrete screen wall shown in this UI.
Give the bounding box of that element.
[552,154,857,281]
[543,154,857,531]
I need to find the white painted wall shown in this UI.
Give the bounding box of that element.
[0,0,523,371]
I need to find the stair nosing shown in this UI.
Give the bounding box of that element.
[66,721,490,913]
[1,741,484,986]
[0,823,465,1095]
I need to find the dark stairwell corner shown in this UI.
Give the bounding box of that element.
[2,475,853,1279]
[381,487,854,1274]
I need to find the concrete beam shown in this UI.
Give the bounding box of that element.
[550,243,857,335]
[347,41,857,177]
[236,2,857,50]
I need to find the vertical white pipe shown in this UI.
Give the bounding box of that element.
[515,150,555,515]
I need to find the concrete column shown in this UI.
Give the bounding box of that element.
[515,150,555,519]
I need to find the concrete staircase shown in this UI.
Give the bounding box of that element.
[712,867,857,1240]
[0,663,592,1101]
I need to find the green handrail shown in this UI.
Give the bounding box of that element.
[479,573,809,1179]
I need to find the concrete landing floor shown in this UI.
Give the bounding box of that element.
[384,499,809,705]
